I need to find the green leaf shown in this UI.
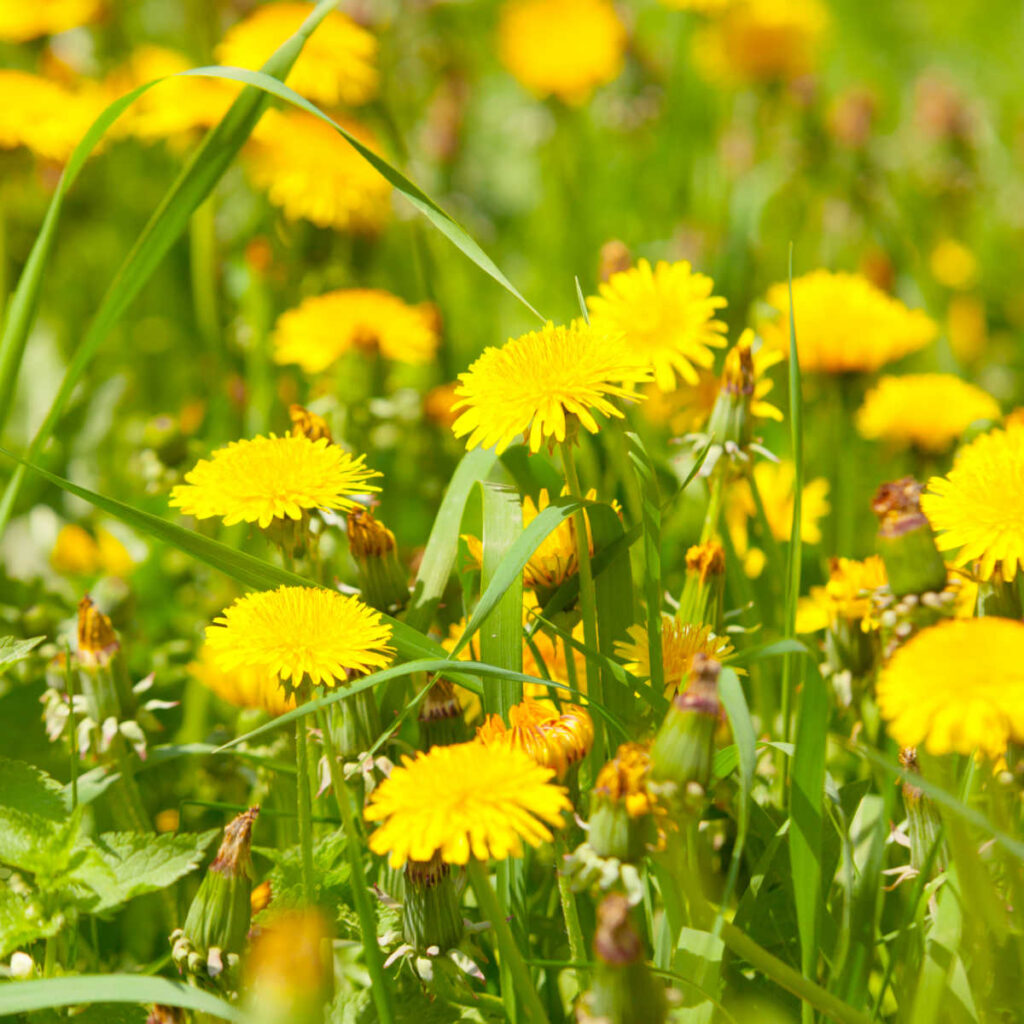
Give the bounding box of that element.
[0,756,66,822]
[0,886,63,959]
[0,635,44,674]
[0,975,242,1021]
[0,804,79,877]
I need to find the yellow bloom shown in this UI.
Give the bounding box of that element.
[947,295,987,365]
[51,524,134,576]
[170,434,380,530]
[795,556,888,634]
[593,742,657,819]
[856,374,999,453]
[660,0,730,10]
[206,586,393,689]
[245,110,391,232]
[216,1,377,107]
[929,239,977,290]
[189,642,296,717]
[692,0,829,86]
[716,327,785,423]
[587,259,728,391]
[616,614,736,696]
[364,740,571,867]
[451,320,650,454]
[877,618,1024,758]
[639,371,720,435]
[273,289,439,374]
[424,382,461,430]
[0,0,102,41]
[922,425,1024,580]
[497,0,626,105]
[759,271,938,374]
[477,699,593,779]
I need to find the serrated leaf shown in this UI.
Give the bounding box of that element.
[0,804,79,877]
[0,635,44,673]
[0,756,66,822]
[0,886,63,959]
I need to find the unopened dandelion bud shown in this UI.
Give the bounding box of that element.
[975,567,1023,620]
[418,678,468,749]
[347,506,410,614]
[401,852,464,953]
[288,404,333,443]
[899,748,946,875]
[679,540,726,628]
[77,595,120,669]
[706,342,756,452]
[872,478,947,597]
[578,894,667,1024]
[75,595,136,728]
[180,807,258,975]
[588,744,658,863]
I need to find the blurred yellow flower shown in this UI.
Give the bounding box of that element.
[717,327,785,423]
[947,295,987,364]
[640,371,720,435]
[216,1,377,106]
[593,742,658,819]
[497,0,626,105]
[365,740,571,867]
[0,0,102,41]
[170,434,380,529]
[856,374,999,453]
[922,425,1024,580]
[245,110,391,232]
[51,524,134,577]
[659,0,730,11]
[929,239,977,290]
[206,586,393,689]
[424,382,461,429]
[273,289,439,374]
[451,321,650,454]
[588,259,728,392]
[760,270,938,374]
[877,618,1024,758]
[795,556,888,634]
[189,642,295,717]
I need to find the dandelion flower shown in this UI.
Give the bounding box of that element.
[497,0,626,105]
[170,434,380,529]
[190,642,295,717]
[51,524,133,577]
[206,586,393,688]
[877,618,1024,758]
[587,259,728,391]
[922,425,1024,580]
[947,295,987,364]
[477,699,593,779]
[593,742,658,819]
[795,556,888,634]
[929,239,977,290]
[245,110,391,232]
[0,0,102,41]
[424,382,461,429]
[720,328,785,423]
[759,270,938,374]
[364,740,571,867]
[640,371,720,435]
[273,289,439,374]
[856,374,999,453]
[216,1,377,107]
[660,0,729,11]
[451,321,650,454]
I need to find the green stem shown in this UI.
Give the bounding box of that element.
[294,704,315,905]
[316,709,395,1024]
[467,858,551,1024]
[699,468,726,545]
[43,936,57,978]
[63,643,78,811]
[553,837,589,989]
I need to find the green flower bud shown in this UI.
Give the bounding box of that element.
[348,506,410,615]
[330,687,382,759]
[418,679,469,749]
[872,479,947,598]
[401,853,464,953]
[899,748,946,876]
[588,744,658,863]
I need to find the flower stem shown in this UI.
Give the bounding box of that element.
[467,858,551,1024]
[294,700,315,905]
[554,837,589,989]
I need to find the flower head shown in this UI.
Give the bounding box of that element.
[170,434,380,529]
[930,239,977,291]
[52,524,134,577]
[497,0,626,105]
[205,586,393,689]
[719,329,784,424]
[877,618,1024,758]
[593,743,658,819]
[477,699,593,779]
[639,371,720,436]
[587,259,728,392]
[856,374,999,453]
[364,741,571,867]
[451,321,650,454]
[190,642,296,717]
[0,0,101,41]
[759,271,938,375]
[216,1,377,107]
[273,289,439,374]
[922,425,1024,579]
[795,556,888,634]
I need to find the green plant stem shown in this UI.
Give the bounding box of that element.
[553,837,589,989]
[467,858,551,1024]
[699,469,726,544]
[316,708,395,1024]
[63,643,78,810]
[111,739,151,833]
[294,698,315,906]
[560,439,604,763]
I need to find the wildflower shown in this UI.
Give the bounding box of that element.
[287,404,332,443]
[639,369,720,437]
[216,1,378,107]
[424,382,461,429]
[189,643,296,717]
[583,743,660,864]
[856,374,999,453]
[250,879,272,916]
[759,270,938,374]
[273,289,439,374]
[170,434,380,529]
[398,852,465,955]
[51,524,134,577]
[205,586,393,691]
[477,698,593,779]
[598,239,632,282]
[947,295,987,364]
[0,0,102,41]
[617,614,735,697]
[347,505,409,613]
[921,425,1024,579]
[897,748,945,878]
[929,239,977,290]
[877,618,1024,758]
[451,320,650,454]
[795,556,888,634]
[872,478,948,597]
[364,740,571,867]
[679,539,726,626]
[245,110,391,232]
[659,0,729,10]
[497,0,626,105]
[77,595,120,668]
[419,679,468,749]
[587,259,728,391]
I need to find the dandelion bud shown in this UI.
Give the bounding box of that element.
[418,678,468,749]
[347,506,410,614]
[588,744,658,863]
[288,404,333,443]
[872,478,947,597]
[578,894,667,1024]
[401,852,464,954]
[706,341,756,452]
[899,748,945,876]
[598,240,631,282]
[77,595,120,669]
[679,540,726,628]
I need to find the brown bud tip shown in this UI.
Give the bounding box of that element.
[898,746,919,773]
[77,595,119,664]
[685,541,726,583]
[872,478,927,534]
[211,806,259,877]
[419,678,461,723]
[146,1007,185,1024]
[288,405,333,444]
[674,653,721,716]
[722,343,755,398]
[593,893,643,966]
[598,240,632,282]
[347,506,396,559]
[405,850,450,888]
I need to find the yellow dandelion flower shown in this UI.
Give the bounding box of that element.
[947,295,987,364]
[929,239,977,291]
[451,321,650,454]
[877,618,1024,758]
[587,259,728,392]
[424,382,461,430]
[795,556,888,634]
[205,586,393,689]
[364,740,571,867]
[856,374,999,453]
[245,110,391,232]
[640,371,720,435]
[273,289,439,374]
[0,0,102,41]
[759,270,938,375]
[594,742,657,819]
[170,434,380,530]
[497,0,626,105]
[922,425,1024,580]
[478,698,593,779]
[616,614,736,696]
[189,642,296,717]
[51,524,134,576]
[215,1,377,107]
